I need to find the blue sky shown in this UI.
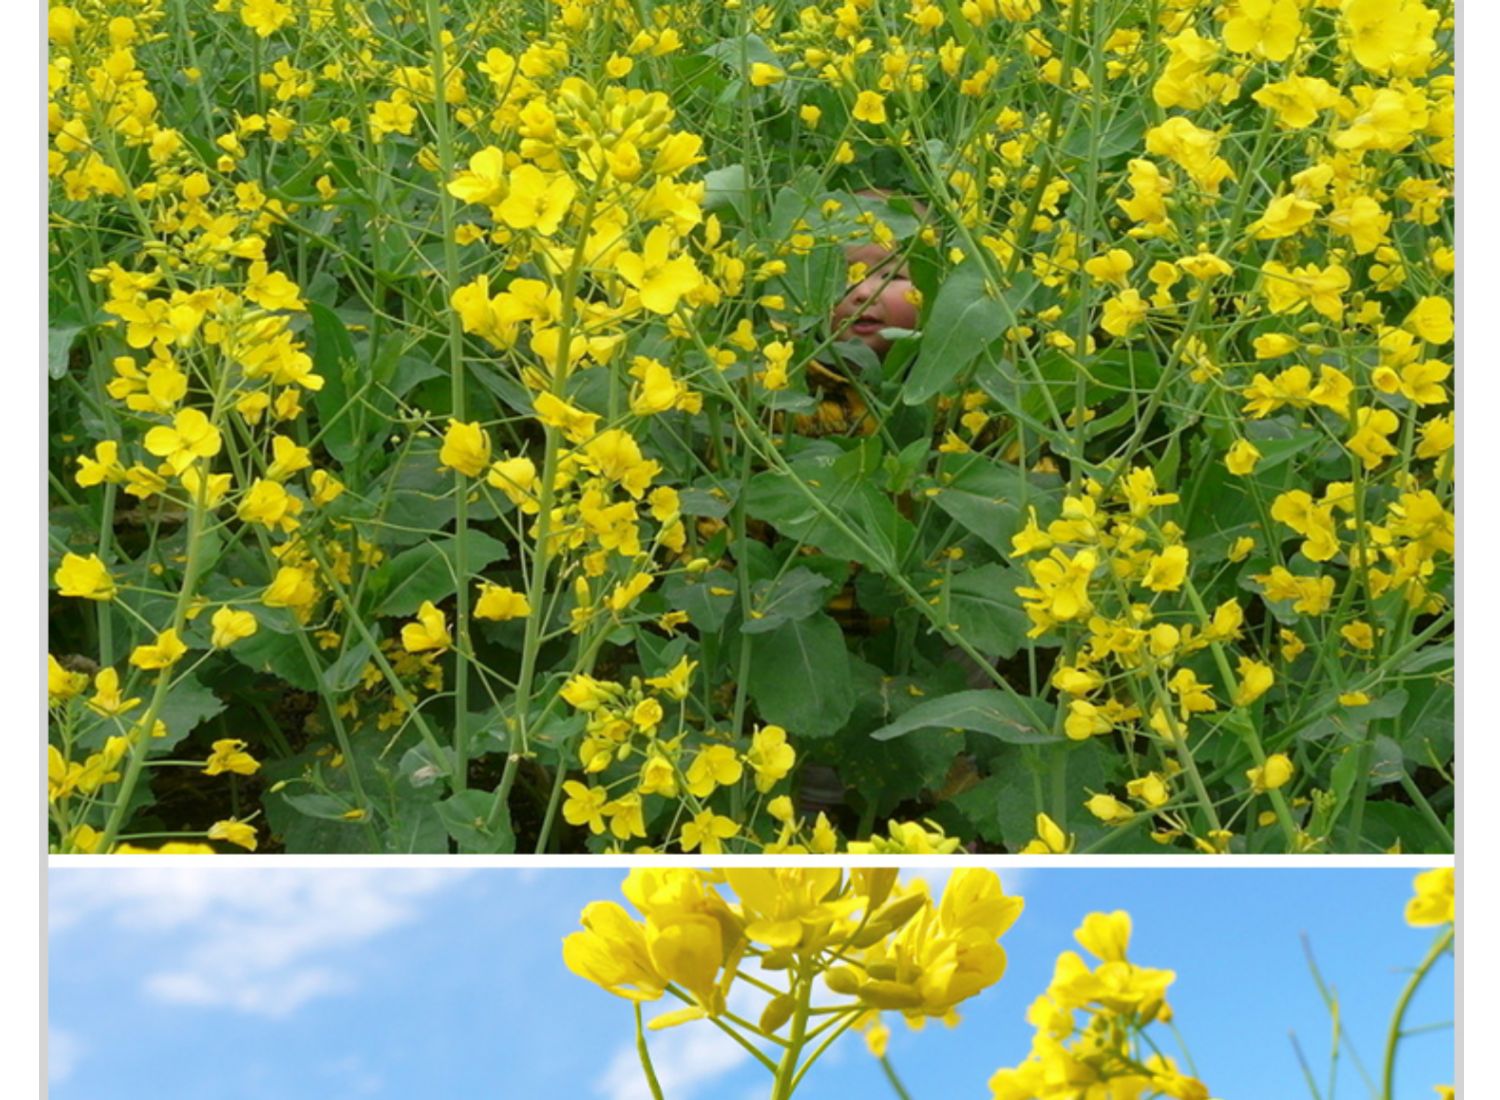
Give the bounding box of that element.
[47,866,1453,1100]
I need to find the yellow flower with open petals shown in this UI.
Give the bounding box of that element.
[401,600,452,653]
[48,655,88,705]
[143,408,222,475]
[1404,867,1453,926]
[474,582,530,621]
[852,90,888,125]
[1222,0,1302,62]
[747,725,795,792]
[207,818,258,851]
[202,739,259,777]
[615,225,702,315]
[210,606,258,649]
[440,419,492,477]
[496,164,576,236]
[679,810,739,855]
[55,553,115,601]
[130,628,188,671]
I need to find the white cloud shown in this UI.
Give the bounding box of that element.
[594,983,777,1100]
[47,1028,82,1084]
[595,1023,752,1100]
[49,868,465,1018]
[318,1054,385,1096]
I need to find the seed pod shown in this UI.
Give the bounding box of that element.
[759,946,795,971]
[855,868,900,909]
[858,979,924,1011]
[823,966,863,996]
[871,892,927,934]
[849,919,893,949]
[759,994,795,1034]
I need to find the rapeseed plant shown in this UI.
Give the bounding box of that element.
[47,0,1454,854]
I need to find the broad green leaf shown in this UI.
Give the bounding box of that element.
[746,457,913,568]
[309,302,360,465]
[902,263,1012,405]
[870,689,1056,744]
[942,564,1030,659]
[324,636,379,693]
[1360,802,1451,855]
[741,567,833,634]
[746,613,855,738]
[152,674,228,752]
[1060,105,1146,161]
[362,443,499,546]
[704,163,749,219]
[370,531,509,618]
[48,324,84,380]
[663,569,738,633]
[229,628,320,691]
[951,763,1040,849]
[282,792,357,820]
[701,33,781,75]
[928,457,1059,556]
[437,789,515,854]
[381,799,450,853]
[399,743,458,790]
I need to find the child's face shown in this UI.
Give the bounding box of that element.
[830,243,918,361]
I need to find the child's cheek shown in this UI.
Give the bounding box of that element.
[887,284,920,328]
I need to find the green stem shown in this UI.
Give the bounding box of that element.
[424,0,473,792]
[1381,925,1453,1100]
[1179,573,1299,849]
[635,1004,667,1100]
[770,967,813,1100]
[1396,770,1453,850]
[96,473,210,853]
[879,1055,915,1100]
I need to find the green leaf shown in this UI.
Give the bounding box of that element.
[902,264,1013,405]
[662,569,738,633]
[371,531,509,617]
[942,564,1030,659]
[324,636,379,693]
[704,163,749,220]
[281,792,356,820]
[229,628,320,691]
[701,33,781,75]
[746,613,855,738]
[437,789,515,853]
[1295,689,1409,742]
[152,674,228,752]
[870,689,1056,744]
[363,443,494,546]
[381,799,449,853]
[1360,802,1450,855]
[309,302,360,465]
[741,567,833,634]
[48,324,84,380]
[399,743,458,790]
[952,762,1040,849]
[745,456,913,568]
[928,458,1059,556]
[1059,105,1145,161]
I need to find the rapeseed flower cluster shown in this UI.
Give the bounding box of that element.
[988,911,1211,1100]
[566,867,1023,1094]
